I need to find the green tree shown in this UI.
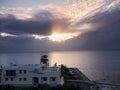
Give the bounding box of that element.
[60,64,76,80]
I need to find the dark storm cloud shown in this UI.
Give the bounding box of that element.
[5,20,52,35]
[0,10,70,35]
[76,9,120,30]
[80,20,120,50]
[0,35,36,52]
[0,11,54,35]
[68,9,120,50]
[0,14,15,29]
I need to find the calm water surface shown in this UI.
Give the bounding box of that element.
[0,51,120,84]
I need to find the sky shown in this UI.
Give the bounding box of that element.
[0,0,120,52]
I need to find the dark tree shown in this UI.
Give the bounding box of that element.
[40,55,49,65]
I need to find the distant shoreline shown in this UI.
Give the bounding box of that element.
[0,50,120,53]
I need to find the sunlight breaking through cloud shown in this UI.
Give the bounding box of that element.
[32,34,47,40]
[0,32,17,37]
[32,33,80,42]
[48,33,80,42]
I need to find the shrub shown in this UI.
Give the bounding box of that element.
[0,85,15,90]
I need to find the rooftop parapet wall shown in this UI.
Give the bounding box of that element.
[2,64,60,71]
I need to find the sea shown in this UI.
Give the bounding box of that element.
[0,51,120,84]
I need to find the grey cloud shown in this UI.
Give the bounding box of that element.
[76,9,120,31]
[33,10,53,20]
[1,18,120,52]
[5,20,52,35]
[71,16,120,50]
[0,14,52,35]
[0,8,120,52]
[0,36,35,53]
[0,11,70,35]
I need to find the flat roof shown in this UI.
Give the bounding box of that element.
[2,64,59,71]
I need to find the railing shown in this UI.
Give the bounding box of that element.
[65,80,94,85]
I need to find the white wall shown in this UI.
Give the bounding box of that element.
[1,67,62,86]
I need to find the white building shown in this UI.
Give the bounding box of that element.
[1,64,64,86]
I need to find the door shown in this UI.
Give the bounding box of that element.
[32,77,39,85]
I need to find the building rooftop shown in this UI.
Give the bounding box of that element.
[2,64,60,71]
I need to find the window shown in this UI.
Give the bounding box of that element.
[11,78,13,81]
[50,77,56,81]
[5,78,8,81]
[24,70,27,74]
[42,77,47,81]
[24,78,27,81]
[19,78,22,81]
[6,70,16,76]
[19,70,22,74]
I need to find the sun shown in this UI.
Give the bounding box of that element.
[48,33,79,42]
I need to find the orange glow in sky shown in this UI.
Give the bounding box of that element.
[48,33,79,42]
[32,33,80,42]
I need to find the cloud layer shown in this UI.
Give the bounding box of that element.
[0,0,120,52]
